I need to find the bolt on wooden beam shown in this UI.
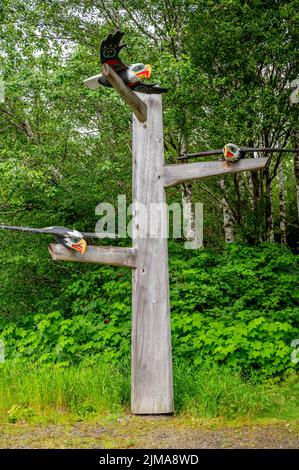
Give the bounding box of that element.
[103,64,147,123]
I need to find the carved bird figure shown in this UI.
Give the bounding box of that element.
[84,30,168,94]
[0,225,87,254]
[222,143,245,162]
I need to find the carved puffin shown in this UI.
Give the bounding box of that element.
[84,30,168,94]
[0,225,87,254]
[223,143,245,162]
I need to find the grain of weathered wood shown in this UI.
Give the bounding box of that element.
[48,244,137,268]
[132,94,174,414]
[103,64,147,122]
[163,157,269,187]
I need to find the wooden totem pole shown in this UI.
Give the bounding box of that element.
[49,65,268,414]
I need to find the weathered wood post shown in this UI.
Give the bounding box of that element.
[49,63,269,416]
[132,95,173,414]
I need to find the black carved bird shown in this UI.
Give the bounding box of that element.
[84,30,168,94]
[0,225,87,254]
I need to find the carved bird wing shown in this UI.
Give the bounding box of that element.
[100,30,128,71]
[0,224,106,239]
[0,224,81,238]
[129,82,169,94]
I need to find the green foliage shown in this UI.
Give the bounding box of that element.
[0,310,130,365]
[170,243,298,377]
[1,244,298,378]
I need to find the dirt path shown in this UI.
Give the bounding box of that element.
[0,416,298,449]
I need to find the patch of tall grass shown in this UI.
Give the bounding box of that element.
[0,360,130,423]
[174,363,298,419]
[0,360,297,423]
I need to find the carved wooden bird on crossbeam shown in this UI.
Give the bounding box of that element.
[0,225,87,254]
[84,30,168,94]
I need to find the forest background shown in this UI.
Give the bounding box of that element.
[0,0,298,425]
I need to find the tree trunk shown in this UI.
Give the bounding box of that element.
[233,173,242,226]
[293,131,299,221]
[278,161,287,244]
[248,142,263,243]
[248,172,255,210]
[264,168,274,243]
[180,135,196,243]
[219,178,234,243]
[181,181,195,241]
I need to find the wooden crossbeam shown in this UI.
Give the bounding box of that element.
[163,157,269,187]
[103,64,147,122]
[48,244,137,268]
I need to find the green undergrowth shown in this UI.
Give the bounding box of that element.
[1,244,298,379]
[0,244,298,425]
[0,360,298,425]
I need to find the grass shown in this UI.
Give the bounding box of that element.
[174,363,299,421]
[0,360,298,425]
[0,360,130,424]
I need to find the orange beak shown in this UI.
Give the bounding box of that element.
[136,64,152,80]
[71,239,87,255]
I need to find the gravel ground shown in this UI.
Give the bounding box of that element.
[0,417,298,449]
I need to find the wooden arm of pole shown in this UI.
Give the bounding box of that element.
[48,244,137,268]
[163,157,269,187]
[103,63,147,123]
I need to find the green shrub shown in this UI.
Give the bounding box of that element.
[0,243,298,378]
